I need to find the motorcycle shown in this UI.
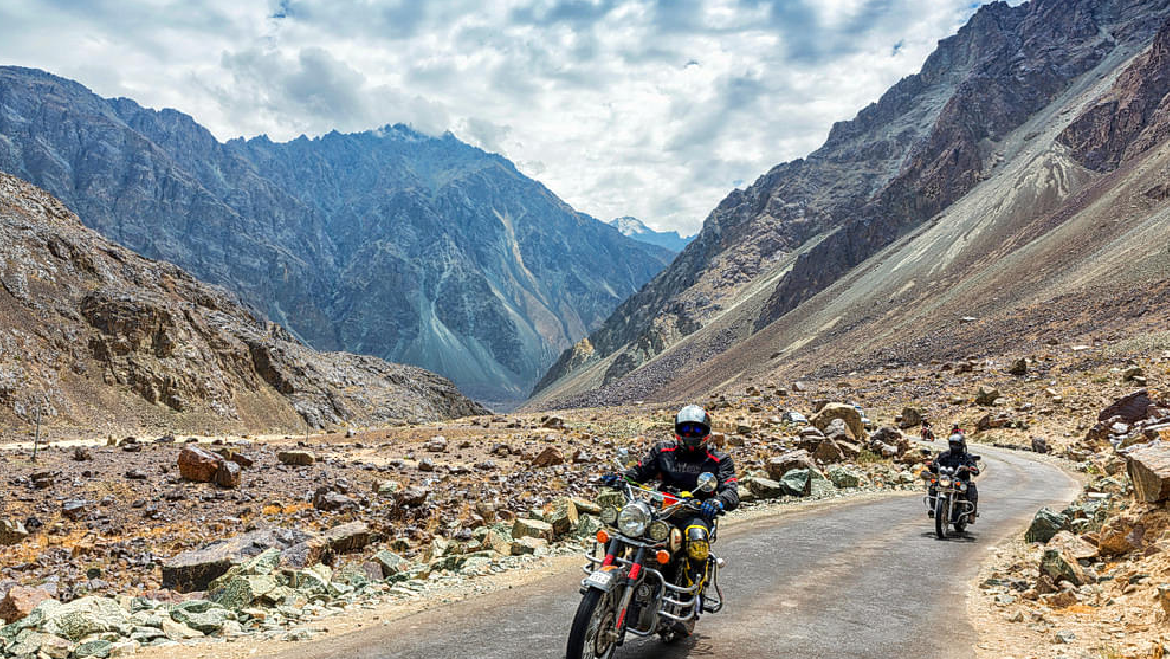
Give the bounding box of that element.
[566,458,726,659]
[922,462,977,539]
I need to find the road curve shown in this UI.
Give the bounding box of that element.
[273,448,1078,659]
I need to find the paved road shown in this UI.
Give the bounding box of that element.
[277,448,1078,659]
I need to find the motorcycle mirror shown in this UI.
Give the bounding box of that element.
[696,472,718,493]
[971,455,981,462]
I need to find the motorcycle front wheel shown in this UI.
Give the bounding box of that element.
[566,588,619,659]
[934,496,948,539]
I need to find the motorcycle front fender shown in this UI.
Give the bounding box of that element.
[580,567,622,593]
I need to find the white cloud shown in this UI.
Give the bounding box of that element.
[0,0,1001,234]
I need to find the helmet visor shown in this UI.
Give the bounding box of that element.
[677,422,708,438]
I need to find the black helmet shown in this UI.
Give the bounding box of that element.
[675,405,711,451]
[948,432,966,453]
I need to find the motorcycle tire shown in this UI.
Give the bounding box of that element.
[566,588,618,659]
[934,496,947,539]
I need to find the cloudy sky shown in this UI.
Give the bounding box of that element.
[0,0,1009,235]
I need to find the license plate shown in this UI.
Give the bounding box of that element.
[585,570,613,588]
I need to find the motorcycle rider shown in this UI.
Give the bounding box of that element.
[601,405,738,586]
[927,428,980,520]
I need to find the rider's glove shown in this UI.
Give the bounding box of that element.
[599,473,621,486]
[700,499,723,519]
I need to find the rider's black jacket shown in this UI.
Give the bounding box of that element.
[930,450,980,479]
[623,442,740,511]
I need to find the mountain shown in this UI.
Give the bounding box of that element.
[607,217,694,253]
[0,172,486,434]
[0,68,674,404]
[530,0,1170,408]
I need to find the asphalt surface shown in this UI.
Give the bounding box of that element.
[275,447,1078,659]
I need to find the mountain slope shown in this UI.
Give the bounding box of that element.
[0,172,486,434]
[608,217,694,252]
[0,69,673,402]
[530,0,1170,408]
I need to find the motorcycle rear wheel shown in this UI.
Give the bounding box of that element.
[566,588,618,659]
[934,496,947,539]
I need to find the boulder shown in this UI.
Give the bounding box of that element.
[766,450,816,479]
[899,407,924,429]
[1098,511,1146,556]
[162,528,312,591]
[161,618,203,640]
[1024,508,1069,544]
[1009,358,1029,375]
[746,477,787,499]
[512,536,548,555]
[40,596,131,641]
[512,518,554,542]
[1126,446,1170,503]
[531,447,564,468]
[813,439,845,464]
[279,537,330,570]
[211,574,280,609]
[779,469,813,497]
[373,550,405,576]
[213,460,241,488]
[0,586,52,623]
[169,601,234,634]
[975,386,1001,406]
[61,499,92,522]
[1048,531,1097,561]
[1040,548,1085,587]
[1030,436,1050,454]
[277,451,315,466]
[395,486,430,507]
[1099,389,1154,424]
[826,467,861,489]
[323,522,371,554]
[811,403,866,441]
[177,446,222,483]
[0,519,28,545]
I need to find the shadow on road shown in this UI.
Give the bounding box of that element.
[612,631,716,658]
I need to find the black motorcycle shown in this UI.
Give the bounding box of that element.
[923,463,977,539]
[566,468,726,658]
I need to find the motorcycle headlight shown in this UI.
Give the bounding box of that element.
[617,503,651,537]
[600,507,619,525]
[958,483,967,492]
[648,521,670,542]
[939,478,951,488]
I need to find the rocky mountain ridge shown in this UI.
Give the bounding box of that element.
[530,0,1170,408]
[0,172,486,434]
[0,69,673,403]
[606,217,693,252]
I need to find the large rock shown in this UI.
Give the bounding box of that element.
[811,403,866,441]
[277,451,316,466]
[531,447,565,468]
[1048,531,1097,560]
[1099,389,1154,424]
[1098,511,1147,556]
[177,446,222,483]
[162,528,312,592]
[1040,548,1085,586]
[1126,445,1170,502]
[899,407,924,429]
[323,522,371,554]
[0,519,28,545]
[813,439,845,464]
[826,467,862,489]
[169,601,234,634]
[779,469,813,497]
[1024,508,1069,543]
[746,477,787,499]
[975,386,1001,406]
[512,518,554,542]
[214,460,241,488]
[766,450,816,479]
[40,596,131,641]
[0,586,51,624]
